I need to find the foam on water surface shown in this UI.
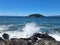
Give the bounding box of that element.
[0,22,60,41]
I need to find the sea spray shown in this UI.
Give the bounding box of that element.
[22,22,40,38]
[0,22,40,39]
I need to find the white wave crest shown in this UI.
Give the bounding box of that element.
[0,22,41,39]
[22,22,40,38]
[0,23,60,41]
[49,33,60,41]
[0,25,13,31]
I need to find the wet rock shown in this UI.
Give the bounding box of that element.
[31,33,55,41]
[20,38,31,41]
[34,39,60,45]
[0,39,11,45]
[10,38,28,45]
[0,33,59,45]
[2,33,9,39]
[0,37,3,40]
[0,38,60,45]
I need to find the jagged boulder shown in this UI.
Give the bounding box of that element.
[0,33,60,45]
[2,33,9,39]
[34,40,60,45]
[10,38,28,45]
[31,33,55,41]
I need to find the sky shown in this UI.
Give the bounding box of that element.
[0,0,60,16]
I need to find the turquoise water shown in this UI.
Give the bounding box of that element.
[0,16,60,41]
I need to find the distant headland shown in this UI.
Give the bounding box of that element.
[27,14,45,18]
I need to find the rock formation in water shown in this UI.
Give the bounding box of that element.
[2,33,9,39]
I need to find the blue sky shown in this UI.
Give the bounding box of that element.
[0,0,60,16]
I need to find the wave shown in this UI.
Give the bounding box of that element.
[49,33,60,41]
[0,22,41,39]
[22,22,40,37]
[0,25,13,31]
[0,22,60,41]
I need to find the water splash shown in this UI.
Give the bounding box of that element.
[0,23,60,41]
[22,22,40,38]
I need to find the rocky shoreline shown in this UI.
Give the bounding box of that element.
[0,33,60,45]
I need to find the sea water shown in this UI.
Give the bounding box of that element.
[0,16,60,41]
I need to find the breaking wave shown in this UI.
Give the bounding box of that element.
[0,25,13,31]
[0,22,60,41]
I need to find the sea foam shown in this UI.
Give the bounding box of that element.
[0,22,60,41]
[0,22,40,39]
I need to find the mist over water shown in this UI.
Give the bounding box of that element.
[0,16,60,41]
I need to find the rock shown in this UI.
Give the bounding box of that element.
[0,38,60,45]
[34,39,60,45]
[0,39,11,45]
[31,33,55,41]
[0,33,59,45]
[10,38,28,45]
[20,38,31,41]
[31,33,41,38]
[2,33,9,39]
[30,33,41,42]
[39,33,55,40]
[0,41,6,45]
[0,37,3,40]
[31,37,38,42]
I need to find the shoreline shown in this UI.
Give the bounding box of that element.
[0,33,60,45]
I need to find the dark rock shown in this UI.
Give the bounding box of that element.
[31,37,38,42]
[32,33,41,38]
[39,33,55,40]
[0,33,58,45]
[31,33,55,41]
[11,38,28,45]
[11,38,19,40]
[0,39,11,45]
[0,41,6,45]
[0,38,60,45]
[2,33,9,39]
[0,37,3,40]
[20,38,31,41]
[34,40,60,45]
[27,41,31,45]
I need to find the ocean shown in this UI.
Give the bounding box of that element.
[0,16,60,41]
